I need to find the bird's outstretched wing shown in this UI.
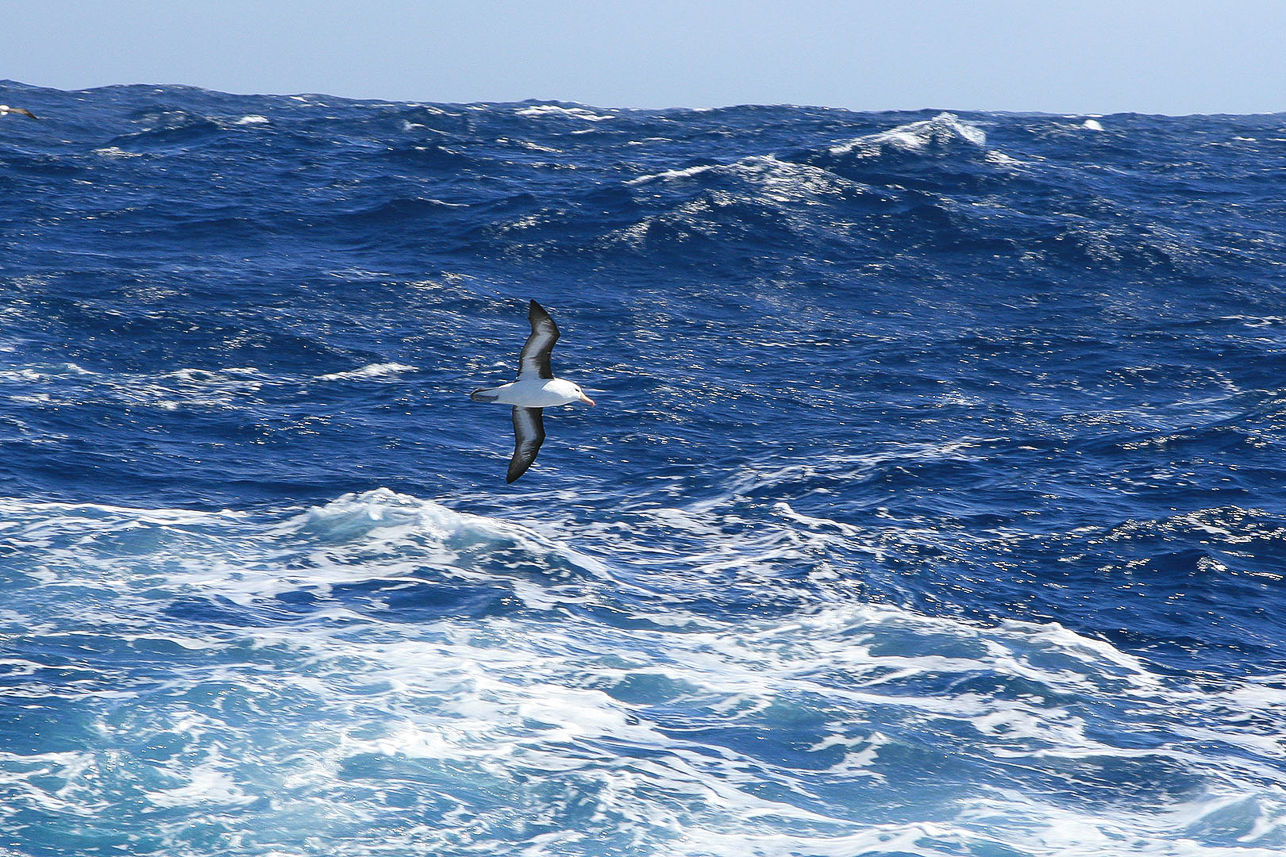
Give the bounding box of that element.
[517,300,559,380]
[507,406,546,483]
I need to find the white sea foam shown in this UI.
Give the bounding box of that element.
[985,149,1027,168]
[315,362,415,382]
[145,759,257,808]
[827,112,988,158]
[610,154,871,254]
[515,105,615,122]
[92,146,144,159]
[1,489,1284,855]
[626,162,719,185]
[614,114,1001,257]
[627,154,851,202]
[0,363,268,411]
[0,362,94,382]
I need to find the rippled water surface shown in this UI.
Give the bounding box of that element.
[2,82,1286,856]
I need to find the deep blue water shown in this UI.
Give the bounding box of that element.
[2,80,1286,856]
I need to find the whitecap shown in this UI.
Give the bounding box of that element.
[92,146,144,159]
[497,136,562,153]
[0,362,94,383]
[145,760,257,808]
[315,362,415,382]
[5,489,1286,854]
[515,104,615,122]
[985,150,1027,168]
[0,364,267,411]
[627,155,849,202]
[826,112,988,157]
[625,163,718,185]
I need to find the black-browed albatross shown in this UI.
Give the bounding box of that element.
[470,300,595,483]
[0,105,37,119]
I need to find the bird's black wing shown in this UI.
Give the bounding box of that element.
[507,406,546,483]
[517,300,559,380]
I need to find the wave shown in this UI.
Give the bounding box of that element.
[1,490,1284,855]
[109,110,225,153]
[503,113,1036,265]
[514,103,617,122]
[624,113,993,199]
[810,111,988,159]
[0,362,268,411]
[548,111,1225,278]
[7,82,1286,855]
[315,362,415,382]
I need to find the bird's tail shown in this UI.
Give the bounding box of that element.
[470,388,499,403]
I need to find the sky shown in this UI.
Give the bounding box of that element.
[7,0,1286,115]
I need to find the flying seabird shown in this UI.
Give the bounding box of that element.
[470,300,595,483]
[0,105,37,119]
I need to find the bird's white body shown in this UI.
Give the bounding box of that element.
[473,377,590,408]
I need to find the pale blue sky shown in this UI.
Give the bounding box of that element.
[8,0,1285,114]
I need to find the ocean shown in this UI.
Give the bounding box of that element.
[1,80,1285,856]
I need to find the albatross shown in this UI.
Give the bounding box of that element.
[0,105,38,119]
[470,300,595,483]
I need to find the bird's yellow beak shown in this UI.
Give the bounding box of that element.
[580,393,596,406]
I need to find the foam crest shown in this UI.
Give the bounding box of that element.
[515,104,615,122]
[0,361,94,382]
[315,362,414,382]
[826,112,987,158]
[603,114,1002,258]
[246,598,1286,854]
[285,487,514,553]
[2,491,1284,855]
[0,363,266,411]
[626,154,868,208]
[288,488,596,563]
[607,155,876,255]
